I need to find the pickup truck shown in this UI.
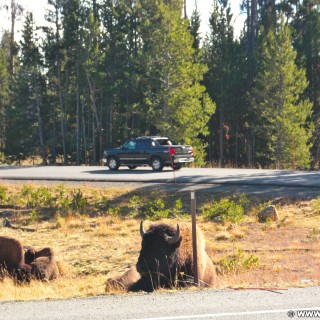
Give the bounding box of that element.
[102,136,194,171]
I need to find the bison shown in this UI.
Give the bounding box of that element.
[24,247,60,281]
[105,265,141,291]
[0,236,31,283]
[106,222,216,292]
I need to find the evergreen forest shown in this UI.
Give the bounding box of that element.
[0,0,319,170]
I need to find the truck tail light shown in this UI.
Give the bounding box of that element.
[191,148,194,155]
[169,147,175,155]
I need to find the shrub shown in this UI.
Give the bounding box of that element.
[30,209,40,222]
[130,193,170,220]
[21,185,53,208]
[141,197,171,220]
[107,206,121,217]
[172,198,184,215]
[129,195,143,216]
[0,186,7,204]
[202,198,244,224]
[70,189,88,214]
[312,196,320,213]
[21,185,33,206]
[54,184,71,214]
[94,196,110,211]
[31,187,53,207]
[238,194,250,212]
[219,249,260,274]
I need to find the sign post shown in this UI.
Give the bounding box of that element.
[191,191,198,286]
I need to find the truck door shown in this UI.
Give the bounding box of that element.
[135,139,150,164]
[119,139,137,164]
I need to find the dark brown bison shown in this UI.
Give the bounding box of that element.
[108,222,216,292]
[0,236,31,283]
[105,266,141,291]
[24,247,60,281]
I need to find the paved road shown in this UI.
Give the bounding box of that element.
[1,287,319,320]
[1,166,320,198]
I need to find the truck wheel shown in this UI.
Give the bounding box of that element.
[107,156,119,171]
[128,165,137,170]
[151,157,163,172]
[172,164,182,170]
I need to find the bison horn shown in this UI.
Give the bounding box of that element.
[166,224,181,245]
[140,221,146,238]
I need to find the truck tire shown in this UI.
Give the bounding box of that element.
[107,156,120,171]
[151,157,163,172]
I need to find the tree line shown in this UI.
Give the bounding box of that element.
[0,0,319,170]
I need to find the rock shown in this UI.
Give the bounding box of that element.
[258,205,279,223]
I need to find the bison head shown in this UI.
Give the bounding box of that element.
[24,247,36,265]
[135,221,182,291]
[16,264,32,284]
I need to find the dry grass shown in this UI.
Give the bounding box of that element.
[0,182,319,301]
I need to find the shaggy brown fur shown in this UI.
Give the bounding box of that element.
[105,266,141,291]
[107,222,216,292]
[174,223,216,288]
[24,247,60,280]
[0,236,31,283]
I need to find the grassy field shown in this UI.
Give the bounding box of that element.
[0,182,319,301]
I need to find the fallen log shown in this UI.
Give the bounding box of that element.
[3,217,36,232]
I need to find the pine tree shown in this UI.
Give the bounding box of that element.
[0,0,24,74]
[291,0,320,168]
[250,17,313,169]
[189,2,201,51]
[204,0,241,167]
[6,12,48,164]
[0,46,10,159]
[137,0,215,165]
[42,0,66,164]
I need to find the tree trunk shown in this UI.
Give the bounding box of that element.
[99,91,103,165]
[76,60,80,165]
[219,110,224,168]
[54,1,67,165]
[246,129,253,168]
[108,98,113,148]
[34,76,47,165]
[81,97,87,165]
[163,51,170,134]
[58,67,67,165]
[51,106,57,164]
[247,0,257,85]
[246,0,258,167]
[92,112,96,165]
[235,119,239,166]
[10,0,16,74]
[86,72,102,165]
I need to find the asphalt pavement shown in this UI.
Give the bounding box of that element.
[1,166,320,198]
[1,286,320,320]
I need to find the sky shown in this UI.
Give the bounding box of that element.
[186,1,246,38]
[0,0,246,40]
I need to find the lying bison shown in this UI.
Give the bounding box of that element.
[106,222,216,292]
[105,265,141,291]
[0,236,31,283]
[24,247,60,281]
